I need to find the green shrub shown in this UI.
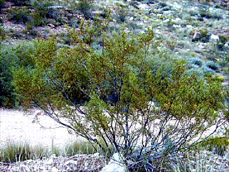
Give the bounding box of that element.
[217,34,229,50]
[205,61,220,72]
[199,137,229,156]
[8,0,55,26]
[0,25,5,40]
[9,8,32,24]
[0,45,19,107]
[77,0,94,19]
[9,0,30,6]
[191,28,210,43]
[13,19,227,171]
[115,5,128,23]
[187,58,221,75]
[187,57,204,68]
[30,0,54,26]
[0,42,35,107]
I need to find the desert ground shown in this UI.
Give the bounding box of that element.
[0,108,78,149]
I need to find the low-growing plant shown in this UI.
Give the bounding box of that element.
[198,137,229,156]
[0,140,108,163]
[217,34,229,50]
[9,0,30,6]
[115,4,128,23]
[8,0,55,27]
[77,0,94,19]
[187,57,204,68]
[191,28,210,43]
[8,8,32,24]
[171,150,228,172]
[65,141,98,156]
[0,25,5,40]
[64,140,113,157]
[30,0,54,26]
[204,61,220,72]
[0,142,48,163]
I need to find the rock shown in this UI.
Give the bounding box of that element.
[48,6,64,10]
[101,153,127,172]
[48,24,55,28]
[64,160,78,170]
[138,4,149,10]
[11,166,20,172]
[51,167,58,172]
[92,10,104,16]
[20,165,30,172]
[210,34,219,42]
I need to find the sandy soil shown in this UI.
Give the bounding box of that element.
[0,109,79,149]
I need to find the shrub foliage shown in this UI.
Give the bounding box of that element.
[13,20,227,171]
[0,42,34,107]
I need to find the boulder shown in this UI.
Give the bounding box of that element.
[101,153,127,172]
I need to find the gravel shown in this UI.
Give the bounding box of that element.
[0,154,107,172]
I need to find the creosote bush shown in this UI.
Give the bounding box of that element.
[13,19,228,171]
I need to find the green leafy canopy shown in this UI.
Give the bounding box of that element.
[13,20,227,170]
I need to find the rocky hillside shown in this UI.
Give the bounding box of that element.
[1,0,228,77]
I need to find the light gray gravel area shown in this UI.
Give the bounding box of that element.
[0,153,107,172]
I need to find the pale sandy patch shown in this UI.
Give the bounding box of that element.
[0,109,81,149]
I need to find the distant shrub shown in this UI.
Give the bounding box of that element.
[0,25,5,40]
[9,0,30,6]
[217,34,229,50]
[202,65,216,74]
[188,57,204,68]
[205,61,220,72]
[187,58,221,75]
[8,0,55,26]
[9,8,32,24]
[191,28,210,43]
[31,0,54,26]
[77,0,94,19]
[115,4,128,23]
